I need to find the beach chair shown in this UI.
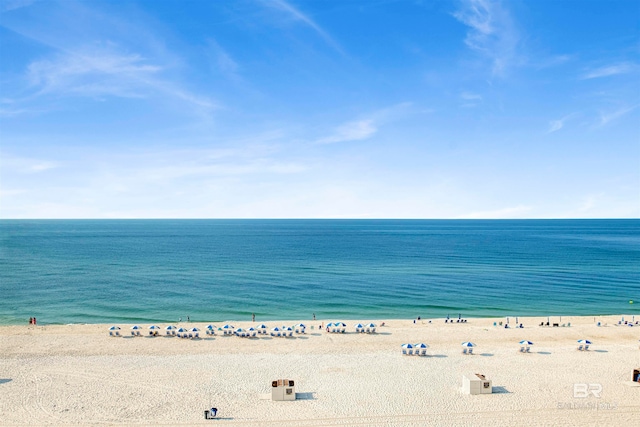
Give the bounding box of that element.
[402,349,407,355]
[577,345,584,351]
[420,348,427,356]
[525,346,531,353]
[584,344,589,351]
[468,348,473,355]
[462,348,468,354]
[519,346,525,353]
[194,331,199,338]
[567,323,571,327]
[494,322,498,327]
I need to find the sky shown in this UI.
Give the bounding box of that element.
[0,0,638,219]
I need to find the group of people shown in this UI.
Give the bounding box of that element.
[28,317,37,325]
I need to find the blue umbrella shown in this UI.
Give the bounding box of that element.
[461,342,476,347]
[355,323,364,328]
[401,343,414,349]
[414,343,429,348]
[131,325,141,330]
[109,326,120,330]
[189,327,200,332]
[149,325,160,330]
[206,325,215,330]
[166,325,177,330]
[577,339,592,344]
[222,324,234,330]
[177,327,187,332]
[519,340,534,346]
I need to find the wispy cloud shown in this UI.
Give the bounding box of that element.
[453,0,520,76]
[547,113,578,133]
[582,62,637,79]
[0,0,36,12]
[21,47,215,113]
[261,0,345,55]
[597,105,638,127]
[1,154,60,173]
[207,39,240,78]
[460,91,482,107]
[316,119,377,145]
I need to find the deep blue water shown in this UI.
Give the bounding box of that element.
[0,220,638,325]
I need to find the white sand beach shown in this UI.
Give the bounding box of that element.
[1,315,639,426]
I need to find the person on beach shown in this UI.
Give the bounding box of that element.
[29,317,33,325]
[313,313,316,320]
[187,316,190,322]
[252,313,255,322]
[33,317,37,325]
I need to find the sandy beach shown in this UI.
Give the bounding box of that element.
[1,315,639,426]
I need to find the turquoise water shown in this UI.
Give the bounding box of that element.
[1,220,638,325]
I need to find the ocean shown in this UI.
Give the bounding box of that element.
[0,219,638,325]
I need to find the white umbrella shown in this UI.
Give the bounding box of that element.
[149,325,160,330]
[108,326,120,330]
[519,340,534,346]
[414,343,429,348]
[366,323,376,328]
[577,339,592,344]
[222,324,234,329]
[401,343,414,349]
[461,342,476,347]
[189,327,200,332]
[166,325,177,330]
[206,324,215,330]
[131,325,141,330]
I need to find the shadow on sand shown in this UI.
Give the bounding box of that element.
[492,386,511,394]
[0,379,12,385]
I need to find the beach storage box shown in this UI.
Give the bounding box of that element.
[633,369,640,383]
[271,379,295,401]
[462,374,492,395]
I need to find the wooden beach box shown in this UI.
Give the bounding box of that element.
[462,374,492,395]
[271,379,295,401]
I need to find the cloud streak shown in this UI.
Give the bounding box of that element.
[453,0,520,76]
[262,0,345,55]
[547,113,577,133]
[582,62,636,79]
[316,119,377,145]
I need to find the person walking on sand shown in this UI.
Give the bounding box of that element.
[252,313,255,322]
[313,313,316,320]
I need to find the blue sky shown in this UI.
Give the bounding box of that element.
[1,0,638,218]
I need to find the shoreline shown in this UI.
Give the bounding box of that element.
[3,313,638,329]
[2,314,639,426]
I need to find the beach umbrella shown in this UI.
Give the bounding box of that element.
[131,325,141,330]
[109,326,120,330]
[366,323,376,328]
[414,343,429,348]
[519,340,534,346]
[248,327,256,332]
[166,325,177,330]
[282,326,293,331]
[222,324,234,329]
[461,342,476,347]
[401,343,414,349]
[336,322,346,327]
[257,324,268,329]
[177,327,187,332]
[296,323,306,328]
[189,327,200,332]
[271,327,281,331]
[577,339,592,345]
[206,324,215,330]
[355,323,364,328]
[149,325,160,330]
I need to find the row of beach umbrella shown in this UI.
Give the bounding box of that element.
[400,339,596,355]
